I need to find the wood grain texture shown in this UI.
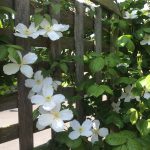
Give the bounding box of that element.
[91,0,121,16]
[74,1,85,122]
[94,6,102,83]
[0,93,17,112]
[15,0,33,149]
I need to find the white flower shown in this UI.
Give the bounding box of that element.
[143,92,150,99]
[3,51,37,78]
[90,120,109,143]
[37,105,73,132]
[111,101,121,113]
[76,0,99,9]
[120,85,140,102]
[69,119,93,140]
[140,34,150,45]
[142,3,150,11]
[39,19,69,41]
[14,22,40,39]
[116,0,126,3]
[25,71,53,93]
[31,86,65,111]
[124,10,138,19]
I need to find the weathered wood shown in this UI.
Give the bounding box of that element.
[74,1,85,122]
[91,0,121,16]
[0,93,17,112]
[94,6,102,83]
[15,0,34,149]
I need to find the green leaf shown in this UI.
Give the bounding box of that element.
[113,145,128,150]
[100,85,113,95]
[0,45,8,60]
[143,28,150,34]
[117,77,136,85]
[136,119,150,136]
[51,4,61,14]
[89,57,105,73]
[6,44,23,50]
[34,14,44,26]
[8,48,21,63]
[87,84,104,97]
[127,108,138,125]
[126,139,142,150]
[106,130,136,146]
[0,6,15,14]
[59,63,68,73]
[105,133,127,146]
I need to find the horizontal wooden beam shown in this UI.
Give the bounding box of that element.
[91,0,121,16]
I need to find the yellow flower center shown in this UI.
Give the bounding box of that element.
[24,29,31,35]
[52,111,60,118]
[45,96,51,102]
[78,127,84,133]
[36,80,41,85]
[45,25,52,32]
[92,129,99,134]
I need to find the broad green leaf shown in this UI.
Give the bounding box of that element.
[59,63,68,73]
[100,85,113,95]
[0,6,15,14]
[126,139,142,150]
[34,14,43,26]
[127,108,138,125]
[89,57,105,73]
[113,145,128,150]
[0,45,8,60]
[136,119,150,136]
[87,84,104,97]
[143,28,150,33]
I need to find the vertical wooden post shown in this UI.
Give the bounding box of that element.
[94,6,102,83]
[15,0,33,150]
[74,1,85,122]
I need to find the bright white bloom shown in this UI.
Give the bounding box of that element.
[142,3,150,11]
[25,71,44,93]
[37,105,73,132]
[25,71,53,93]
[116,0,126,3]
[111,101,121,113]
[28,90,35,99]
[69,119,93,140]
[124,10,138,19]
[39,19,69,41]
[31,86,65,111]
[3,51,37,78]
[76,0,99,9]
[90,120,109,143]
[140,34,150,45]
[120,85,140,102]
[14,23,40,39]
[143,92,150,99]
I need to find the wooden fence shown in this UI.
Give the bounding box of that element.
[0,0,120,149]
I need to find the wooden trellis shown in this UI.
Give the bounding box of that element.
[0,0,120,149]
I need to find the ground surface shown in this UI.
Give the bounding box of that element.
[0,108,51,150]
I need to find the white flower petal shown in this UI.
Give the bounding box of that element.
[69,131,80,140]
[93,120,100,129]
[3,63,20,75]
[51,94,65,104]
[14,23,27,33]
[81,130,92,137]
[36,121,46,130]
[14,33,28,38]
[22,52,37,65]
[40,19,50,29]
[91,134,99,143]
[38,114,53,127]
[42,86,54,97]
[70,120,80,130]
[28,90,35,99]
[38,29,47,35]
[82,119,93,130]
[43,77,53,87]
[43,101,56,111]
[32,84,43,93]
[20,65,33,78]
[31,95,45,105]
[29,33,40,39]
[98,128,109,138]
[51,119,64,132]
[52,24,69,32]
[60,109,73,121]
[47,31,62,41]
[25,79,35,88]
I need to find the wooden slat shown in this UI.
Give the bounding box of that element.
[15,0,34,149]
[0,93,17,112]
[94,6,102,83]
[91,0,121,16]
[74,1,85,122]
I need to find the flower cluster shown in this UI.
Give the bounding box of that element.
[14,18,69,41]
[69,119,109,143]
